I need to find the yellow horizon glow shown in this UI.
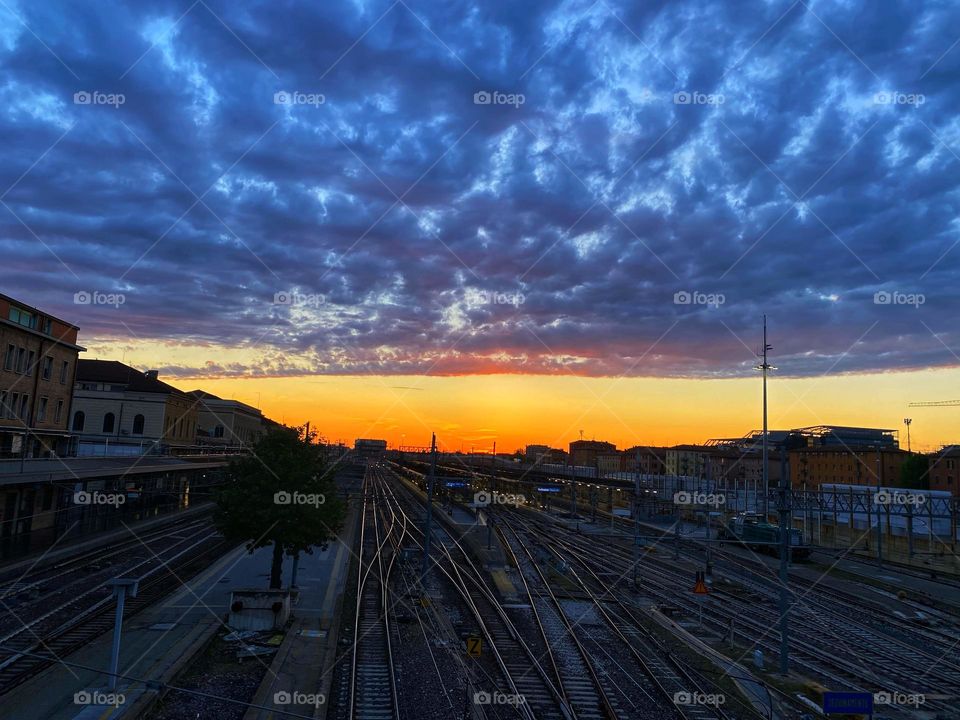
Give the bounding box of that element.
[81,337,959,453]
[152,367,960,454]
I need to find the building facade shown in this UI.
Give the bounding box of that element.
[190,391,265,449]
[788,446,908,490]
[354,438,388,461]
[569,440,616,467]
[0,294,82,458]
[623,446,667,475]
[925,446,958,495]
[665,445,709,478]
[72,361,198,455]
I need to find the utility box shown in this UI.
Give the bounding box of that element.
[228,589,292,631]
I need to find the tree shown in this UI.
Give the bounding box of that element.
[899,453,930,490]
[214,425,345,588]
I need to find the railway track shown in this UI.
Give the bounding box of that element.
[0,529,232,695]
[520,509,957,718]
[591,509,960,699]
[499,520,670,719]
[502,515,735,720]
[377,468,564,719]
[348,475,400,720]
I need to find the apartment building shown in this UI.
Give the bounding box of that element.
[923,446,958,495]
[0,294,82,458]
[569,440,616,467]
[788,446,908,489]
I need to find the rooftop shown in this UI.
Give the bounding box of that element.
[77,360,187,396]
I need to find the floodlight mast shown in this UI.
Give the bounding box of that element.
[754,316,776,517]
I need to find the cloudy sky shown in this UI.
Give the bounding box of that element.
[3,0,959,448]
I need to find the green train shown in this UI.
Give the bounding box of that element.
[719,512,811,560]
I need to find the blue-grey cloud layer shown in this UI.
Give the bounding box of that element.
[2,0,958,378]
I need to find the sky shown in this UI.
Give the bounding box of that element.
[2,0,959,451]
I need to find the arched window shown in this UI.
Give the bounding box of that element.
[132,414,145,435]
[102,412,115,433]
[72,411,85,431]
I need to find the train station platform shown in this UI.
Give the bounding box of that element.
[0,523,354,720]
[241,496,359,720]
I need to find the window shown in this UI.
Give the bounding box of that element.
[132,414,145,435]
[60,360,69,384]
[54,399,63,423]
[4,345,14,371]
[8,306,36,329]
[0,391,6,416]
[18,394,29,421]
[8,393,18,419]
[15,347,25,374]
[72,411,85,431]
[102,412,115,433]
[24,350,35,376]
[41,317,51,334]
[37,397,47,422]
[42,356,53,380]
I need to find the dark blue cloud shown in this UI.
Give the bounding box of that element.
[1,0,958,378]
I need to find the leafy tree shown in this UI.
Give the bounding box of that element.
[214,425,345,588]
[899,453,930,490]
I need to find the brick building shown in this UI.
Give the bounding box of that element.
[0,294,82,458]
[569,440,616,467]
[927,446,959,495]
[623,446,667,475]
[788,447,909,490]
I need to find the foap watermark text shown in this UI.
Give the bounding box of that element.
[674,491,725,508]
[74,291,125,307]
[74,491,126,507]
[274,491,325,507]
[874,290,924,307]
[474,491,525,507]
[674,290,724,307]
[474,90,525,108]
[274,291,325,307]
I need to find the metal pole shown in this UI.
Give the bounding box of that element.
[756,315,773,519]
[876,449,883,569]
[108,590,126,691]
[107,579,137,691]
[421,433,437,584]
[289,552,300,589]
[762,321,769,518]
[634,453,641,587]
[778,452,789,675]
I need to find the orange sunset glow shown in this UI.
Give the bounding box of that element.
[152,368,959,454]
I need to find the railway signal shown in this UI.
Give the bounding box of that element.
[693,570,709,627]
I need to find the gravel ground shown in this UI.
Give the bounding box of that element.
[144,630,273,720]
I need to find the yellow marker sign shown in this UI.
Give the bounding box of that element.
[693,570,710,594]
[466,635,483,657]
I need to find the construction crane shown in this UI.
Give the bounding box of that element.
[908,400,960,407]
